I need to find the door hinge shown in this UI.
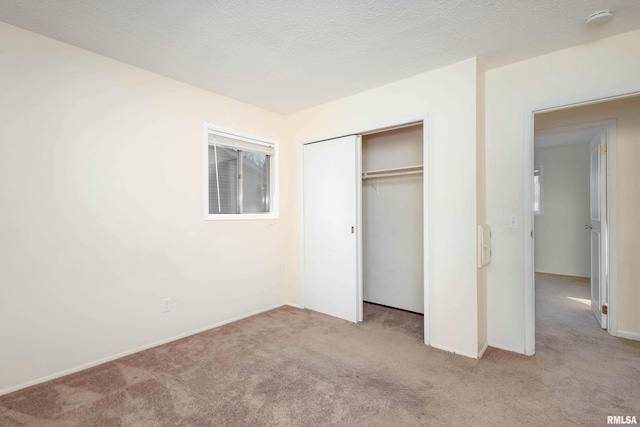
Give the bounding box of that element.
[351,226,355,234]
[530,230,534,238]
[602,144,608,155]
[602,305,608,315]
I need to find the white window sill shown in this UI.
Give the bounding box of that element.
[204,213,279,221]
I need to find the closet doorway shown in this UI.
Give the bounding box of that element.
[302,119,427,343]
[362,125,424,314]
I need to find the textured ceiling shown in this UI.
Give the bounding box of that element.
[2,0,640,114]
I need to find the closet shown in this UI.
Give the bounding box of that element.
[302,122,425,325]
[362,125,424,313]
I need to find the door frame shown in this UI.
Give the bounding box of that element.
[299,114,430,344]
[524,87,640,355]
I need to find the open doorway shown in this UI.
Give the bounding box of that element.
[361,125,424,340]
[529,95,640,352]
[533,119,612,344]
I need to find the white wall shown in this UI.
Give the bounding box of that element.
[485,30,640,352]
[534,142,590,277]
[0,23,287,393]
[7,18,638,393]
[535,97,640,336]
[362,126,423,171]
[362,126,424,313]
[286,58,482,357]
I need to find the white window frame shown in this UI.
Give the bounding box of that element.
[533,165,543,215]
[203,123,279,220]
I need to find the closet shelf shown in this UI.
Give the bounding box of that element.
[362,165,423,180]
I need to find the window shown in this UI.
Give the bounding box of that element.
[533,165,542,215]
[204,124,278,219]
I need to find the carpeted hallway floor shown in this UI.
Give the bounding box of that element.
[1,273,639,426]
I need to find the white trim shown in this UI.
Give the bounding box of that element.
[208,129,276,152]
[298,138,306,309]
[524,88,637,356]
[477,341,489,359]
[430,342,477,359]
[606,122,619,337]
[422,117,430,345]
[299,115,429,344]
[298,115,425,146]
[203,213,279,221]
[202,122,280,221]
[615,330,640,342]
[356,136,363,323]
[524,109,535,355]
[204,123,279,146]
[202,122,209,219]
[0,303,287,397]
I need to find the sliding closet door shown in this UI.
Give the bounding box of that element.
[303,135,360,323]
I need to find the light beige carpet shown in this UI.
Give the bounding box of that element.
[1,273,639,426]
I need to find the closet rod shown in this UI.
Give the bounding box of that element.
[362,164,423,180]
[362,170,423,180]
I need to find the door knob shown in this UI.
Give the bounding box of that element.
[584,224,593,230]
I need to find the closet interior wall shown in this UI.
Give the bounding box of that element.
[362,125,424,313]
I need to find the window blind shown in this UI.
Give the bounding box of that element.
[208,131,275,155]
[208,147,238,214]
[533,166,541,213]
[207,130,272,215]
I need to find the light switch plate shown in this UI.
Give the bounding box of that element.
[508,215,519,229]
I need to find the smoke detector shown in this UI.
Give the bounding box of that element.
[585,10,614,27]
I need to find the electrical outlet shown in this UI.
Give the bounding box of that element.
[161,297,172,313]
[508,214,519,229]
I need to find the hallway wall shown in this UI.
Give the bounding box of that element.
[534,142,590,277]
[535,97,640,338]
[485,29,640,351]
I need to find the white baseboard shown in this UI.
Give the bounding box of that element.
[0,303,286,397]
[430,342,477,359]
[486,342,527,355]
[477,342,489,359]
[615,330,640,342]
[534,270,590,279]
